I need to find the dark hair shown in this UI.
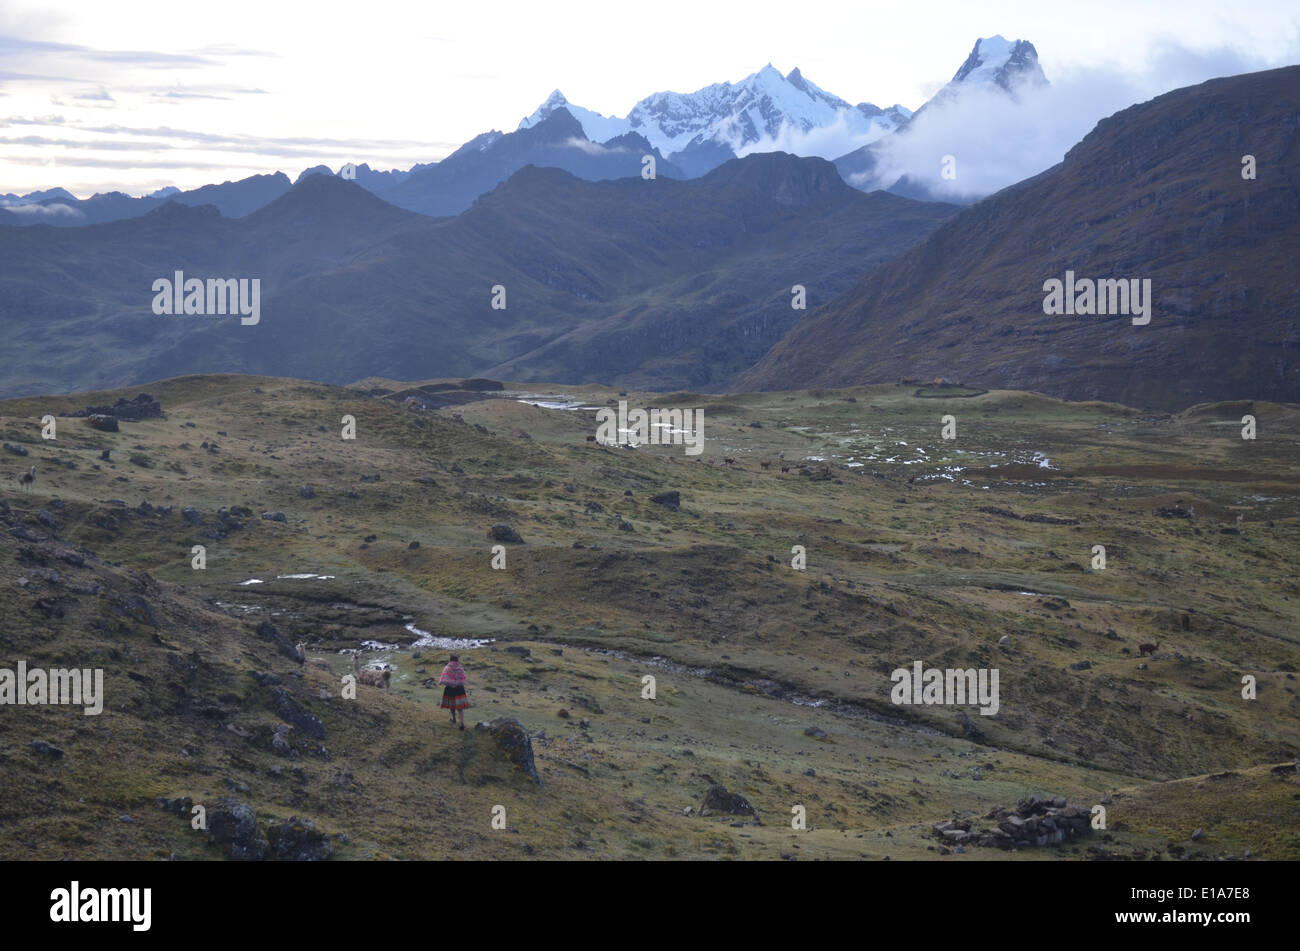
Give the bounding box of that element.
[449,654,459,662]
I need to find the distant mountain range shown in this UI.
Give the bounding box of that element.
[0,37,1035,226]
[737,66,1300,408]
[0,153,955,397]
[0,173,293,226]
[517,65,912,177]
[4,57,1294,409]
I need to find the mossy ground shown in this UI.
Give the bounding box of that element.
[0,375,1296,860]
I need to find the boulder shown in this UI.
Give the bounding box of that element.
[86,415,119,433]
[700,784,756,817]
[650,491,681,512]
[269,686,325,740]
[476,718,541,784]
[206,798,269,861]
[266,817,334,861]
[488,524,524,544]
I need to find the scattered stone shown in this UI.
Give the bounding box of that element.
[1070,660,1092,671]
[408,540,420,549]
[156,796,194,815]
[300,485,316,499]
[803,726,827,738]
[488,524,524,544]
[107,593,158,627]
[3,442,29,456]
[30,740,65,758]
[182,506,204,525]
[83,393,163,421]
[261,511,287,522]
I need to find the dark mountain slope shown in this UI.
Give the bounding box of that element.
[0,156,955,396]
[738,66,1300,409]
[380,109,685,218]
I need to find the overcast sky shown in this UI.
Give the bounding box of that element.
[2,0,1297,196]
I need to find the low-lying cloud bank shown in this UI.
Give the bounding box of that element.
[737,40,1292,201]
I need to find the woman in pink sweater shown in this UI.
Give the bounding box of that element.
[439,654,470,730]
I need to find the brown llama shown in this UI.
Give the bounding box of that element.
[18,465,35,492]
[1138,641,1160,657]
[353,653,392,690]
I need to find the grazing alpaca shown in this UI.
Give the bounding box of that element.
[760,461,771,470]
[1138,641,1160,657]
[18,465,35,492]
[293,642,306,663]
[353,653,391,690]
[724,457,736,465]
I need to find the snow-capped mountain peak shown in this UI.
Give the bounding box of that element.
[950,35,1047,91]
[517,65,908,169]
[517,91,631,143]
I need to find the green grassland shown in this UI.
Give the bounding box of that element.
[0,374,1296,860]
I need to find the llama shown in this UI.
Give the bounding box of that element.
[293,642,306,663]
[1138,641,1160,657]
[18,465,35,492]
[760,461,771,470]
[353,653,391,690]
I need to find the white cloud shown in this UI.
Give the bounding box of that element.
[734,110,895,162]
[853,40,1290,201]
[4,200,82,216]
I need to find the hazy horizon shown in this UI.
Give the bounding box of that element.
[2,0,1297,196]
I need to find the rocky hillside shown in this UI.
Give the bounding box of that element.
[740,66,1300,410]
[0,374,1296,859]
